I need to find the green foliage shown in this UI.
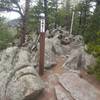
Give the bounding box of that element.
[87,47,100,80]
[28,0,44,32]
[56,9,69,27]
[79,3,100,80]
[87,40,100,80]
[87,43,100,56]
[73,0,91,35]
[87,32,100,80]
[0,17,14,50]
[28,0,68,30]
[91,56,100,80]
[84,5,100,43]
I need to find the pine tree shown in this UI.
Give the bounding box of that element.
[0,0,31,46]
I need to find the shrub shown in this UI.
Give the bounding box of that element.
[87,43,100,56]
[87,42,100,80]
[0,18,14,50]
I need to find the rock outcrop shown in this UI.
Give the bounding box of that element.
[63,47,95,70]
[33,28,95,70]
[44,28,95,70]
[59,72,100,100]
[0,28,97,100]
[0,47,44,100]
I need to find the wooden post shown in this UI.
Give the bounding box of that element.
[39,13,45,76]
[39,32,45,75]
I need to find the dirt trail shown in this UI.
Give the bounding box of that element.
[36,56,66,100]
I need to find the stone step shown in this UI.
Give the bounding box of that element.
[59,72,100,100]
[55,84,74,100]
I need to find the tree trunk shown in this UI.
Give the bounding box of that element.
[44,0,48,31]
[79,10,82,26]
[77,10,82,34]
[97,0,100,5]
[82,2,87,35]
[19,0,30,46]
[70,11,75,35]
[54,0,58,29]
[64,0,71,31]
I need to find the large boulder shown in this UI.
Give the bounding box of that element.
[69,35,84,49]
[52,36,64,55]
[63,48,82,70]
[44,38,57,69]
[48,28,69,39]
[36,34,86,69]
[59,72,100,100]
[63,47,95,70]
[34,28,95,70]
[52,36,70,55]
[32,38,57,69]
[44,36,70,69]
[33,36,69,69]
[0,47,44,100]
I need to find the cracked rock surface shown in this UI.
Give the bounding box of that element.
[59,72,100,100]
[0,47,44,100]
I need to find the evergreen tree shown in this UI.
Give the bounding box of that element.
[0,0,31,46]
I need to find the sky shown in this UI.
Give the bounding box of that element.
[0,12,20,20]
[0,0,25,20]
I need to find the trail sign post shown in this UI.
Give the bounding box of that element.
[39,13,45,75]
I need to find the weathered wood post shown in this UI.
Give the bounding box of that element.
[39,13,45,75]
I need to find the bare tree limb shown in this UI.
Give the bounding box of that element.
[0,6,24,17]
[14,1,23,16]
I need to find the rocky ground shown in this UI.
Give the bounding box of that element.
[0,28,99,100]
[36,57,100,100]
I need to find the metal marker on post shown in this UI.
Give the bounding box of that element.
[39,13,45,76]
